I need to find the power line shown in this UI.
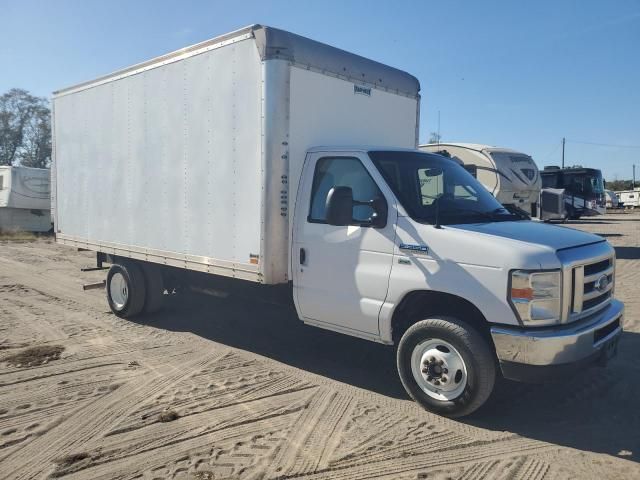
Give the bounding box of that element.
[565,139,640,149]
[540,141,563,160]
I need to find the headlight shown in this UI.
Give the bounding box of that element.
[509,270,562,325]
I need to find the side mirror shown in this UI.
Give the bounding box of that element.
[326,186,353,226]
[369,196,388,228]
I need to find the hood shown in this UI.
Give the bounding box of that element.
[450,220,604,252]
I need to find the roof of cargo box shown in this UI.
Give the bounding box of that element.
[253,26,420,98]
[53,24,420,99]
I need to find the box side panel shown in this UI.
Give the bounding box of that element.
[286,66,419,269]
[53,38,263,279]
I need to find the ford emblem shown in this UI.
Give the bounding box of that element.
[594,274,609,292]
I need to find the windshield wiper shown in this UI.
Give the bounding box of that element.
[441,206,520,222]
[502,205,530,220]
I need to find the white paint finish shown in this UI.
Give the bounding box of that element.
[293,151,398,335]
[54,44,418,283]
[616,189,640,207]
[0,166,50,210]
[287,67,418,258]
[0,165,52,232]
[378,216,562,342]
[54,38,263,275]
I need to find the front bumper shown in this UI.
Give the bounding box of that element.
[491,299,623,382]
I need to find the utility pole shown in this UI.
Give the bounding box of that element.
[437,110,441,145]
[561,137,565,169]
[634,164,636,189]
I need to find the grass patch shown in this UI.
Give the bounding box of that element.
[3,345,64,367]
[158,409,179,423]
[0,229,39,242]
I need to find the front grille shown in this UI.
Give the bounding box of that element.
[584,259,610,276]
[570,255,614,319]
[583,291,612,311]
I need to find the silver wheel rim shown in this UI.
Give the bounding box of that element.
[410,338,468,401]
[109,272,128,311]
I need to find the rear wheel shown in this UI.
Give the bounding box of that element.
[397,317,496,417]
[106,262,146,318]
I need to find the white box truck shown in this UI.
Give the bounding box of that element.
[0,166,52,232]
[419,143,541,216]
[53,25,623,417]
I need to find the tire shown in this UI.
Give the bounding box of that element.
[106,261,146,318]
[397,317,496,418]
[141,263,165,314]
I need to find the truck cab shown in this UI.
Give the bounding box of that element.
[293,147,623,416]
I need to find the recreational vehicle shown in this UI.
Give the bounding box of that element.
[419,143,541,216]
[0,166,51,232]
[616,188,640,209]
[541,166,606,219]
[604,190,620,209]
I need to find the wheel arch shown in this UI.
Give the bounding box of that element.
[389,289,493,346]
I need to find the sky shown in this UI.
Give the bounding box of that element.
[1,0,639,180]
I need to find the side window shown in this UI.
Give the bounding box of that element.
[541,175,555,188]
[0,175,3,190]
[309,157,382,224]
[418,168,443,206]
[454,184,479,201]
[463,165,477,179]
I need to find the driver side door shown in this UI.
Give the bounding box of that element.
[292,152,397,337]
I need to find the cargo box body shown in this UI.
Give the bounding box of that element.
[53,25,419,284]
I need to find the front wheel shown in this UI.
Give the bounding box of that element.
[397,317,496,417]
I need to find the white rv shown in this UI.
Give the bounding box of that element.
[0,166,51,232]
[616,189,640,209]
[53,25,623,417]
[419,143,541,216]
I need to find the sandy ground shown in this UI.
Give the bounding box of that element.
[0,213,638,479]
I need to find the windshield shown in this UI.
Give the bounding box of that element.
[369,151,524,225]
[563,171,604,197]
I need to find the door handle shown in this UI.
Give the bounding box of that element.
[300,248,306,265]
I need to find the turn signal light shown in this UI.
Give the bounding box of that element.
[511,287,534,300]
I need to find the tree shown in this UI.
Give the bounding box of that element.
[428,131,441,144]
[605,179,633,191]
[19,104,51,168]
[0,88,51,168]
